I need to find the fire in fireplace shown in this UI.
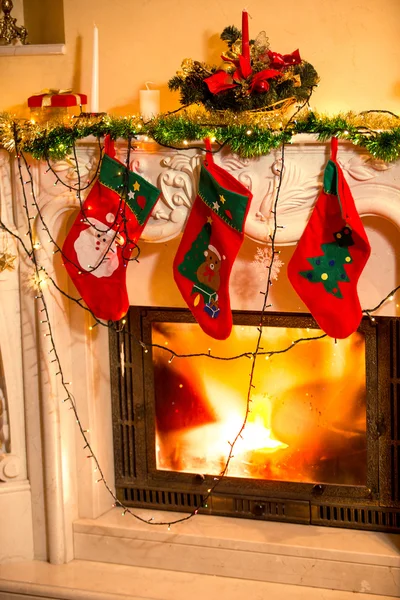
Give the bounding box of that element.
[152,321,366,486]
[110,308,400,532]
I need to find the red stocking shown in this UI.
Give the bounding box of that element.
[287,137,371,338]
[62,136,160,321]
[173,140,252,339]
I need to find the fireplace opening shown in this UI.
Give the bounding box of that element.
[110,309,400,532]
[152,320,366,487]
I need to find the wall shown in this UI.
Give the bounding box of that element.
[0,0,399,116]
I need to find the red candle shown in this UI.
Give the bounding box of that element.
[241,10,250,68]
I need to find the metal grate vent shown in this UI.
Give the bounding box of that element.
[111,315,139,481]
[121,486,205,510]
[390,318,400,379]
[120,487,310,523]
[312,504,400,531]
[389,320,400,503]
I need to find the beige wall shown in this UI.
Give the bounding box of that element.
[1,0,399,116]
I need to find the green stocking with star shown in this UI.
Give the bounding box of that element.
[62,135,160,321]
[173,139,252,339]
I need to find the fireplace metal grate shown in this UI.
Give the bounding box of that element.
[312,504,400,531]
[110,309,400,532]
[389,320,400,503]
[122,487,206,510]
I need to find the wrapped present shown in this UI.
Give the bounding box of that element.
[204,302,220,319]
[28,89,87,123]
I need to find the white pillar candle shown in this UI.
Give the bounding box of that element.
[91,24,99,113]
[139,83,160,120]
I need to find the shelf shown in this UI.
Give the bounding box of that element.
[0,43,65,56]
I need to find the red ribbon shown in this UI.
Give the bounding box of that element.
[267,49,301,70]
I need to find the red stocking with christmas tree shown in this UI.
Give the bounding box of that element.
[62,136,160,321]
[173,140,252,340]
[287,137,371,338]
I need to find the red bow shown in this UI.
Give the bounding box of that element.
[267,49,301,70]
[203,264,216,283]
[204,62,280,95]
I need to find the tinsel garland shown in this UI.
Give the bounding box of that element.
[1,108,400,162]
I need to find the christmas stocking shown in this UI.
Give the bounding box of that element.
[287,137,371,338]
[173,140,252,340]
[62,136,160,321]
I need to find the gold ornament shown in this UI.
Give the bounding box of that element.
[0,251,16,272]
[218,62,236,74]
[0,0,27,45]
[177,58,195,79]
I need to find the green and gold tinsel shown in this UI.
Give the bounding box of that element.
[1,108,400,162]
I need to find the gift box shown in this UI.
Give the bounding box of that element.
[204,302,220,319]
[28,90,87,123]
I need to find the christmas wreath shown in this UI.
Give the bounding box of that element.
[168,12,319,113]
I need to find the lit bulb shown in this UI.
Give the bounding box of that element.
[210,136,216,143]
[246,129,252,135]
[183,140,188,146]
[389,295,394,301]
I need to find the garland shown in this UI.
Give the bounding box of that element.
[1,108,400,162]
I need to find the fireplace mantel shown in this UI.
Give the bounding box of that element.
[0,137,399,596]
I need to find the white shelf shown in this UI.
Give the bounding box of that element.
[0,43,65,56]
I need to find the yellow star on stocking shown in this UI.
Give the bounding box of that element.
[133,181,140,192]
[0,252,16,273]
[219,194,226,204]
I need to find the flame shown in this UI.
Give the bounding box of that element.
[153,322,367,485]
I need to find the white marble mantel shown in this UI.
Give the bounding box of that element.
[0,136,399,597]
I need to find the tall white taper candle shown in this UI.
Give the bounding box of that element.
[91,24,99,113]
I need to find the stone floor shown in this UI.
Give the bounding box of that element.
[0,560,397,600]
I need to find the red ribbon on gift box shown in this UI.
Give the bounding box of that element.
[28,89,88,108]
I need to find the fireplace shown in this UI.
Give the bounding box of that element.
[110,308,400,532]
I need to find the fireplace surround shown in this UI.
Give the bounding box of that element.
[1,138,400,596]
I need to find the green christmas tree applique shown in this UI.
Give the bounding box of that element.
[178,220,212,285]
[300,227,354,299]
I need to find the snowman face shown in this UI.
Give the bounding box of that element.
[74,225,120,278]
